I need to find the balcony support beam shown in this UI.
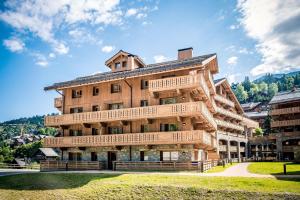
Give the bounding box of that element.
[82,123,91,128]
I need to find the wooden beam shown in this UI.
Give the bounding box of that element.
[83,123,91,128]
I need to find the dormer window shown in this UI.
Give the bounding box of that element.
[115,62,121,70]
[122,61,127,68]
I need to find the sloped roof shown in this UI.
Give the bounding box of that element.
[39,148,59,157]
[241,102,262,110]
[270,88,300,104]
[245,111,268,118]
[44,53,216,91]
[105,50,146,67]
[213,78,226,85]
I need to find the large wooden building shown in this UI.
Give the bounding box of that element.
[42,48,257,170]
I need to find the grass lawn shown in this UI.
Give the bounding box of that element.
[205,163,237,173]
[0,173,299,200]
[248,162,300,175]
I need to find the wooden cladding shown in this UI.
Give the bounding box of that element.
[43,130,212,148]
[214,94,235,107]
[271,119,300,127]
[270,106,300,116]
[44,102,216,130]
[54,97,63,108]
[149,74,210,99]
[216,107,243,121]
[215,119,244,132]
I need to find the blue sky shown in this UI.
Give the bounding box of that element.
[0,0,299,122]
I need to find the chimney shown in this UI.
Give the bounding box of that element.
[178,47,193,60]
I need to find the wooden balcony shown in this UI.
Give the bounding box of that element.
[214,95,235,107]
[216,107,243,121]
[241,117,259,129]
[54,97,63,109]
[43,130,212,148]
[271,119,300,128]
[219,145,227,151]
[282,145,299,152]
[149,73,210,101]
[282,131,300,138]
[45,102,217,130]
[230,146,238,152]
[270,107,300,116]
[215,119,244,132]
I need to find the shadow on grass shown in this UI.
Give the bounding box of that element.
[0,173,121,190]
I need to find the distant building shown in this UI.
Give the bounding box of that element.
[249,88,300,160]
[241,102,269,130]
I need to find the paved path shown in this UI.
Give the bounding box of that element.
[0,169,39,177]
[0,163,299,179]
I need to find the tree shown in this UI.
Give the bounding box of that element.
[242,76,251,92]
[254,127,263,136]
[258,82,268,94]
[0,146,14,163]
[268,83,278,97]
[234,84,248,103]
[14,141,42,160]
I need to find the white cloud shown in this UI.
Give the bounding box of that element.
[3,38,25,52]
[31,52,48,67]
[227,73,242,84]
[125,8,138,17]
[101,45,115,53]
[49,53,56,58]
[0,0,122,54]
[153,55,168,63]
[36,60,48,67]
[237,0,300,76]
[136,13,147,19]
[227,56,238,65]
[229,24,239,30]
[53,43,69,55]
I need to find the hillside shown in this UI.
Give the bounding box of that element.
[232,70,300,104]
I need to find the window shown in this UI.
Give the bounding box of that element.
[69,130,82,136]
[160,97,177,105]
[160,124,178,132]
[108,127,123,134]
[92,105,99,111]
[69,152,82,161]
[91,152,97,161]
[115,62,121,70]
[140,100,148,107]
[93,87,99,96]
[72,89,82,98]
[122,61,127,68]
[109,103,123,110]
[141,124,149,133]
[111,84,121,93]
[70,107,83,113]
[141,80,149,89]
[92,128,98,135]
[162,151,179,161]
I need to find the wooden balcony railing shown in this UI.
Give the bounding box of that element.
[149,73,210,101]
[45,102,217,130]
[270,107,300,116]
[282,146,299,152]
[54,97,63,108]
[230,146,238,152]
[282,131,300,137]
[43,130,212,148]
[218,131,246,139]
[241,117,259,129]
[215,119,244,132]
[216,107,243,121]
[219,145,227,151]
[214,95,235,107]
[271,119,300,127]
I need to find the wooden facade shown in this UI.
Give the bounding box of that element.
[43,48,257,171]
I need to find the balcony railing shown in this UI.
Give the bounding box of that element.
[271,119,300,127]
[215,119,244,132]
[216,107,243,121]
[230,146,238,152]
[282,146,297,152]
[241,117,259,129]
[149,73,210,101]
[214,95,235,107]
[218,131,246,139]
[45,102,217,130]
[43,130,212,148]
[282,131,300,137]
[54,97,63,108]
[219,145,227,151]
[270,107,300,116]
